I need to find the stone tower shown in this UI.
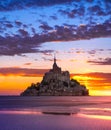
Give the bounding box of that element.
[51,54,61,73]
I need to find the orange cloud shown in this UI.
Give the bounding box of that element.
[0,67,49,77]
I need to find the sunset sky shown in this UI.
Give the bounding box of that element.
[0,0,111,96]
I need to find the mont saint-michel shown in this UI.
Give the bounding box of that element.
[21,56,89,96]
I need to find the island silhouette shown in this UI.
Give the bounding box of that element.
[21,55,89,96]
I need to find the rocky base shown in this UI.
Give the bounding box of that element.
[20,79,89,96]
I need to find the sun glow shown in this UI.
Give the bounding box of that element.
[0,76,42,95]
[72,75,111,96]
[90,90,111,96]
[72,75,95,89]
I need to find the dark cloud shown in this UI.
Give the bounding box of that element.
[0,20,111,56]
[0,20,13,32]
[98,49,104,51]
[78,6,85,16]
[86,0,93,2]
[55,22,111,40]
[107,49,111,51]
[54,25,74,40]
[0,0,111,43]
[88,50,96,55]
[88,5,101,13]
[5,23,13,28]
[39,24,53,30]
[0,0,106,14]
[42,52,53,56]
[18,29,29,37]
[23,24,28,28]
[87,58,111,65]
[0,0,73,11]
[15,21,22,26]
[59,9,78,18]
[31,27,36,34]
[87,49,109,57]
[58,1,111,26]
[0,0,111,57]
[42,57,53,61]
[0,35,54,56]
[0,67,49,77]
[0,0,111,25]
[42,56,62,62]
[104,0,111,8]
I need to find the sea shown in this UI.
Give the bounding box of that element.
[0,96,111,130]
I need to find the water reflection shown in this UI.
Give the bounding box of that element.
[78,113,111,120]
[0,106,111,121]
[80,107,111,115]
[0,110,75,116]
[81,108,111,111]
[1,109,111,121]
[0,110,42,115]
[78,107,111,120]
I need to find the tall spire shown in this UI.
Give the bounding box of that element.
[52,53,61,73]
[54,53,56,63]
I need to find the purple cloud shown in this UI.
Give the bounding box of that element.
[0,35,54,56]
[87,58,111,65]
[0,21,111,56]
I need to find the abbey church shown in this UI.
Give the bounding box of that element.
[21,56,89,96]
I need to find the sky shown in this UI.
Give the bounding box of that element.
[0,0,111,96]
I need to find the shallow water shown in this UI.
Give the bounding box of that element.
[0,96,111,130]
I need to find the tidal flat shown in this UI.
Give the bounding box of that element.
[0,96,111,130]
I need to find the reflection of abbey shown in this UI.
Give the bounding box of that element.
[21,55,89,96]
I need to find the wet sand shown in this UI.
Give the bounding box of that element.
[0,96,111,130]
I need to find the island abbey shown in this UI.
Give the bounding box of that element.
[21,55,89,96]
